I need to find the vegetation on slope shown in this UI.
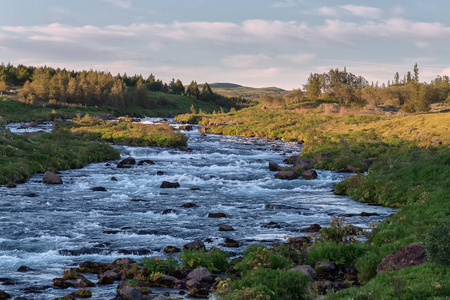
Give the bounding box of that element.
[0,127,120,186]
[175,103,450,298]
[197,82,287,101]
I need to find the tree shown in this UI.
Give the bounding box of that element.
[413,63,419,84]
[0,81,6,95]
[186,80,200,99]
[283,89,303,104]
[304,73,321,99]
[201,82,214,101]
[171,79,185,95]
[394,72,400,85]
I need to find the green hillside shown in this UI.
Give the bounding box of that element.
[197,82,287,100]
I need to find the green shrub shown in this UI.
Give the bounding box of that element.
[180,249,230,272]
[216,268,310,300]
[234,244,294,271]
[142,256,179,275]
[307,242,370,267]
[425,217,450,265]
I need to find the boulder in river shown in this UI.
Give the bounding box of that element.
[262,221,281,229]
[118,286,142,300]
[377,242,426,274]
[156,171,165,176]
[186,267,214,283]
[43,171,62,184]
[268,162,283,171]
[163,246,181,253]
[218,225,235,231]
[160,181,180,188]
[265,204,297,210]
[28,121,39,127]
[17,266,34,272]
[274,170,298,180]
[224,238,240,248]
[208,212,227,218]
[183,240,206,251]
[300,224,322,233]
[360,212,379,217]
[137,159,155,165]
[91,186,107,192]
[117,157,136,168]
[293,159,315,170]
[0,290,11,299]
[301,169,318,180]
[181,202,196,208]
[98,270,120,284]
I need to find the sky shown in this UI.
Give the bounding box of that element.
[0,0,449,90]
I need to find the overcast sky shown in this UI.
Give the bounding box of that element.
[1,0,449,89]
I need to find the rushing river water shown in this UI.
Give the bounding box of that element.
[1,119,395,299]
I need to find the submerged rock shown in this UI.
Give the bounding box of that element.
[274,170,298,180]
[208,212,227,218]
[43,171,62,184]
[265,204,297,210]
[300,224,322,233]
[181,202,196,208]
[218,225,235,231]
[262,221,281,229]
[17,266,34,272]
[91,186,107,192]
[137,159,155,165]
[0,290,11,299]
[301,169,318,180]
[160,181,180,188]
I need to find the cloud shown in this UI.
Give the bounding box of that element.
[317,6,339,17]
[282,53,315,64]
[340,5,383,19]
[272,0,297,8]
[221,54,271,68]
[100,0,133,9]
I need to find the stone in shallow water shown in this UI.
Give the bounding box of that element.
[160,181,180,188]
[218,225,235,231]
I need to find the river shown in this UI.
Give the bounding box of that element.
[0,119,395,299]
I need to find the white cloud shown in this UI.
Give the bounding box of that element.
[317,6,339,17]
[340,5,383,19]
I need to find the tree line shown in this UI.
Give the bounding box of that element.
[0,63,247,109]
[302,64,450,112]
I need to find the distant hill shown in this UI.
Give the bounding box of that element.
[197,83,288,100]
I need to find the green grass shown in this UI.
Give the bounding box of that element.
[65,115,188,148]
[197,82,287,100]
[0,129,120,185]
[0,94,222,123]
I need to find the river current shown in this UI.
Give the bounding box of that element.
[1,119,395,299]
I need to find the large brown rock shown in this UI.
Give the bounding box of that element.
[274,171,298,180]
[43,171,62,184]
[377,243,426,274]
[98,270,119,284]
[0,290,11,299]
[119,157,136,165]
[119,286,142,300]
[186,267,214,283]
[302,169,318,180]
[300,224,322,233]
[293,159,315,170]
[183,240,206,251]
[163,245,181,253]
[218,225,234,231]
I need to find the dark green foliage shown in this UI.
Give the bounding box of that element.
[216,268,310,300]
[179,249,230,272]
[307,242,370,267]
[331,264,450,299]
[142,256,179,275]
[425,217,450,265]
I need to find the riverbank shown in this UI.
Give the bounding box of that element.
[175,105,450,299]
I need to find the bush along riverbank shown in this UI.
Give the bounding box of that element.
[173,105,450,299]
[62,114,188,148]
[0,126,120,186]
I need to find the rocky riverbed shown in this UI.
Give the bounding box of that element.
[0,119,395,299]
